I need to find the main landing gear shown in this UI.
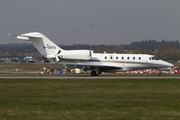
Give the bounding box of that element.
[91,71,98,76]
[91,71,102,76]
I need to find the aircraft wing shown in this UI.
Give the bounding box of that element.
[60,62,121,71]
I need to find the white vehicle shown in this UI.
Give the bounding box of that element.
[8,32,174,76]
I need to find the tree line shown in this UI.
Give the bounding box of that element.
[0,39,180,59]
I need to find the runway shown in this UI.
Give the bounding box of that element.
[0,75,180,79]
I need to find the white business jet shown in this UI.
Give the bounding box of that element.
[8,32,174,76]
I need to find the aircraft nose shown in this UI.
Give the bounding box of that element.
[170,63,174,68]
[163,61,174,68]
[165,62,174,69]
[159,61,174,71]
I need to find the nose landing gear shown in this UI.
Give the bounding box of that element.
[158,70,162,76]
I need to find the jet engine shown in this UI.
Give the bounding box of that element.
[60,50,92,60]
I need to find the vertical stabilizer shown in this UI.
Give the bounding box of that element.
[13,32,64,59]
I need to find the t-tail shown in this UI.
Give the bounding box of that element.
[7,32,65,62]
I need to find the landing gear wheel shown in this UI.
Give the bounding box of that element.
[91,71,96,76]
[91,71,98,76]
[158,73,162,76]
[158,70,162,76]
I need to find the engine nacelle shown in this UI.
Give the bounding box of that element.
[60,50,92,60]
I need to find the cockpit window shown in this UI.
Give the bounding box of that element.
[154,57,160,60]
[150,57,160,60]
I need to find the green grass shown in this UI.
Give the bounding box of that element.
[0,79,180,120]
[0,63,64,71]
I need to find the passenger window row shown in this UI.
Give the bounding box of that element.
[104,56,160,61]
[104,56,141,60]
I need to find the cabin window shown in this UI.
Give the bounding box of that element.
[139,57,141,60]
[110,56,113,59]
[149,57,151,60]
[127,57,129,60]
[122,57,124,60]
[116,57,118,59]
[105,56,107,59]
[133,57,135,60]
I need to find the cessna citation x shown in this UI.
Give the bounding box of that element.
[8,32,174,76]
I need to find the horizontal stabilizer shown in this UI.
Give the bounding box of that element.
[7,34,42,39]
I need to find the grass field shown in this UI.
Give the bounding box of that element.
[0,63,64,71]
[0,78,180,120]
